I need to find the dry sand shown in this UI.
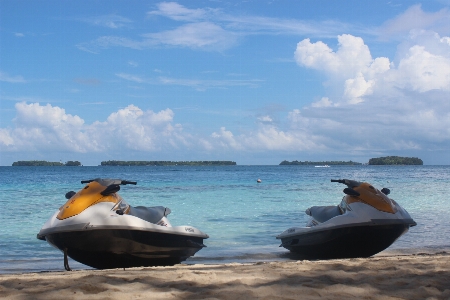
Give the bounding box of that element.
[1,253,449,300]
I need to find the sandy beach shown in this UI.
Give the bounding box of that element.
[0,252,449,300]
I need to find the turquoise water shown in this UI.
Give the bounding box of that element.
[0,165,449,273]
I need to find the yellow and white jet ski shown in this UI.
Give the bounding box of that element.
[276,179,416,259]
[37,178,208,270]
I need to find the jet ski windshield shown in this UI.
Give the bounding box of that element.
[112,194,130,215]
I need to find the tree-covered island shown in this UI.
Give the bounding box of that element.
[279,160,362,165]
[368,156,423,165]
[12,160,82,166]
[101,160,237,166]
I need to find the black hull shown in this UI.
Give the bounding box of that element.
[45,229,206,269]
[280,223,410,260]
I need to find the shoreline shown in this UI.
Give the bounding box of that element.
[1,252,449,299]
[1,246,449,275]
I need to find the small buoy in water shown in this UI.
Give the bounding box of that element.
[257,179,261,183]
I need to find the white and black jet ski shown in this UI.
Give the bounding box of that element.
[276,179,416,259]
[37,178,208,270]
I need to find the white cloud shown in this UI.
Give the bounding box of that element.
[393,44,450,92]
[115,72,262,90]
[148,2,216,22]
[157,76,262,90]
[77,14,133,29]
[3,102,88,152]
[294,35,390,80]
[295,31,450,103]
[211,127,242,150]
[0,102,187,154]
[0,71,26,83]
[295,34,390,103]
[379,5,450,39]
[78,22,237,52]
[115,73,146,83]
[142,22,238,51]
[78,2,363,54]
[311,97,334,108]
[148,2,356,38]
[285,30,450,155]
[128,61,138,67]
[258,116,273,123]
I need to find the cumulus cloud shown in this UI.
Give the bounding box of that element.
[295,34,391,104]
[0,102,187,154]
[392,42,450,92]
[287,30,450,155]
[209,114,327,153]
[295,31,450,104]
[311,97,334,108]
[1,102,87,152]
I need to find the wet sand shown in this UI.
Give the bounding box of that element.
[1,252,449,300]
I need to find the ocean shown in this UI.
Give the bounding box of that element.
[0,165,449,274]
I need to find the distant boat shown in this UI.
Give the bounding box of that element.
[315,165,330,168]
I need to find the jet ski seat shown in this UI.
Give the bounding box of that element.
[129,206,170,224]
[305,205,342,223]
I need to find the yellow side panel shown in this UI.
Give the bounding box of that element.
[57,181,119,220]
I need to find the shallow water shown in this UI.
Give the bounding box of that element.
[0,165,449,273]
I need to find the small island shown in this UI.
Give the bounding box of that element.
[101,160,237,166]
[368,156,423,165]
[279,160,362,166]
[12,160,82,166]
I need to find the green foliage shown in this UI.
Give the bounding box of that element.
[368,156,423,165]
[100,160,237,166]
[279,160,362,165]
[65,161,81,166]
[12,160,64,166]
[12,160,82,166]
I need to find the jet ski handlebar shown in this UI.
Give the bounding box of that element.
[121,180,137,185]
[331,179,362,188]
[80,179,137,185]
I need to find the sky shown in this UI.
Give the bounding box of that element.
[1,0,450,166]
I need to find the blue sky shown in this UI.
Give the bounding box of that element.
[1,0,450,165]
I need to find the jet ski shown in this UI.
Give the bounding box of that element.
[276,179,416,259]
[37,178,208,270]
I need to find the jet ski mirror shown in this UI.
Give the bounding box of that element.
[381,188,390,195]
[65,191,76,199]
[343,188,360,196]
